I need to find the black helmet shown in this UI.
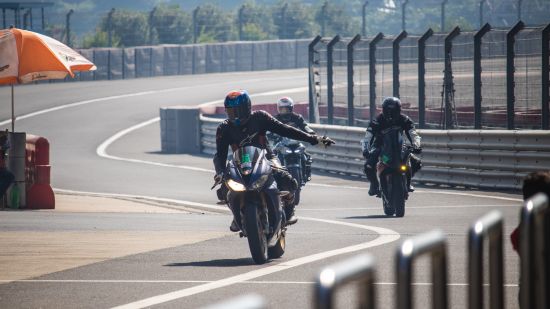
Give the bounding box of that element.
[224,90,252,126]
[382,97,402,124]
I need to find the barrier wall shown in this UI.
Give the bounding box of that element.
[164,103,550,190]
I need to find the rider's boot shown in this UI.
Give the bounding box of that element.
[229,219,240,232]
[406,171,415,192]
[368,181,380,197]
[284,203,298,225]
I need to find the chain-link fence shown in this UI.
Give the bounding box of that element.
[310,21,550,130]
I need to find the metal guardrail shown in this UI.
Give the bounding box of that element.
[396,230,448,309]
[199,114,550,190]
[467,211,504,309]
[315,254,376,309]
[519,193,549,309]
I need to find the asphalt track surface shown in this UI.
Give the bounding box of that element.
[0,69,523,308]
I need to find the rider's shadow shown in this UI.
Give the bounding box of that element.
[164,258,254,267]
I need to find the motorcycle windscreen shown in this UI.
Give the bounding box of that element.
[380,127,404,168]
[234,146,261,176]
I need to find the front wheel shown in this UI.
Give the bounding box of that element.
[268,232,286,259]
[288,166,302,205]
[244,203,268,264]
[392,174,406,217]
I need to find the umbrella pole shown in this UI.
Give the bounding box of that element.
[11,84,15,132]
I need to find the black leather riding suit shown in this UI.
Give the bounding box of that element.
[275,113,315,134]
[214,111,318,194]
[362,114,422,186]
[274,113,314,181]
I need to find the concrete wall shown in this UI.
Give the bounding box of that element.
[74,39,311,82]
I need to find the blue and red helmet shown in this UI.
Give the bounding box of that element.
[224,90,251,126]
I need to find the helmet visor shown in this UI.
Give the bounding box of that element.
[277,106,291,114]
[226,104,250,121]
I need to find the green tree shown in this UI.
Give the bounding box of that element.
[238,2,274,41]
[272,1,315,39]
[315,1,354,37]
[149,4,193,44]
[100,9,149,47]
[195,4,234,43]
[82,30,120,48]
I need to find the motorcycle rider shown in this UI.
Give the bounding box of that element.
[274,97,314,181]
[213,90,334,231]
[362,97,422,197]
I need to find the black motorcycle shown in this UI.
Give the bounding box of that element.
[213,138,286,264]
[376,126,414,217]
[272,136,310,205]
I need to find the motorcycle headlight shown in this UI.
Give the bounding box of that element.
[226,179,246,192]
[284,149,293,154]
[400,165,408,172]
[250,175,269,190]
[294,149,302,153]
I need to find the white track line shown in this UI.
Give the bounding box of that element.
[95,118,523,203]
[0,279,518,287]
[111,218,399,309]
[0,78,307,127]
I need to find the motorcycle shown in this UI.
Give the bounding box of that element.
[212,134,286,264]
[376,126,414,217]
[272,135,310,205]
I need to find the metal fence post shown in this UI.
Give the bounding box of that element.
[309,35,323,123]
[315,254,376,309]
[396,230,448,309]
[327,35,341,125]
[541,23,550,130]
[362,1,368,37]
[418,29,433,129]
[347,35,361,126]
[474,23,491,129]
[369,33,384,121]
[444,26,460,129]
[393,31,407,98]
[506,21,525,130]
[520,193,549,309]
[468,210,504,309]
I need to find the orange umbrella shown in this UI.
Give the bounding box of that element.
[0,27,96,131]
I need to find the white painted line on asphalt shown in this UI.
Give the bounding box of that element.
[0,76,308,127]
[53,188,230,213]
[110,217,400,309]
[0,279,519,287]
[298,204,516,211]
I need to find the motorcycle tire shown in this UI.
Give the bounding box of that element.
[393,174,406,217]
[268,232,286,259]
[245,202,269,264]
[382,176,394,216]
[288,166,302,206]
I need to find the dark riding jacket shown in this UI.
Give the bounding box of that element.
[213,110,318,174]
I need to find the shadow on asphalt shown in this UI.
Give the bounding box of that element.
[343,215,394,219]
[164,258,253,267]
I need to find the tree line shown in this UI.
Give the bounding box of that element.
[76,0,548,48]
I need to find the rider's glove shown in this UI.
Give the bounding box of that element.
[214,173,223,183]
[412,146,422,154]
[317,135,335,147]
[362,149,369,159]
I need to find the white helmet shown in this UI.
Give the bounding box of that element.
[277,97,294,114]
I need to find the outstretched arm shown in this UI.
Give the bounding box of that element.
[261,111,318,145]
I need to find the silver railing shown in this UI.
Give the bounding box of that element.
[519,193,549,309]
[468,211,504,309]
[315,254,376,309]
[199,114,550,190]
[396,230,448,309]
